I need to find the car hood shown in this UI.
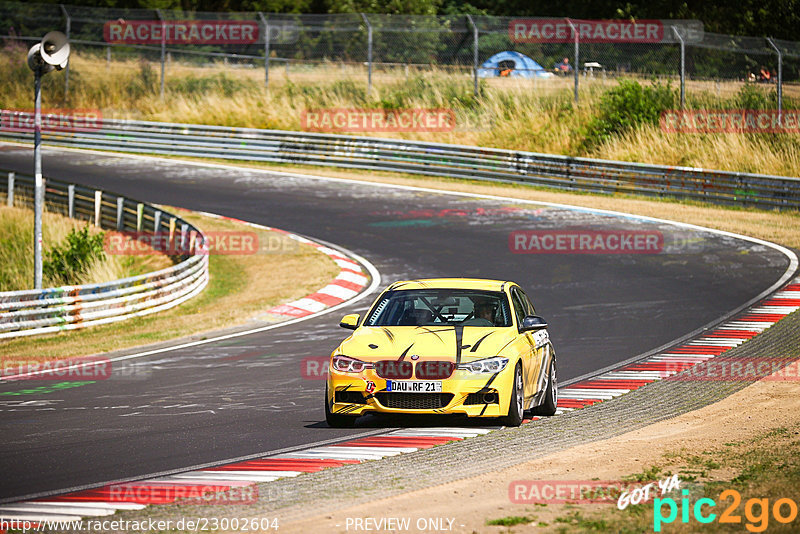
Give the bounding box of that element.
[337,326,518,362]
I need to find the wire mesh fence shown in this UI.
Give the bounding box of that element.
[1,1,799,107]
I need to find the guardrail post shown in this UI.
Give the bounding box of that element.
[169,216,176,250]
[67,184,74,218]
[361,13,372,94]
[466,15,479,98]
[566,18,579,104]
[6,172,13,207]
[258,12,270,91]
[180,222,188,253]
[767,38,782,125]
[672,26,686,109]
[60,4,71,101]
[116,196,124,231]
[94,190,102,227]
[136,203,144,231]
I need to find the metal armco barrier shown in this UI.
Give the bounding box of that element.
[0,171,209,339]
[1,118,798,210]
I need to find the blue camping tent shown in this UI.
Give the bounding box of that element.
[477,51,553,79]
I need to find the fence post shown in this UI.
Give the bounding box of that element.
[466,15,479,98]
[258,12,270,91]
[767,38,783,125]
[60,4,70,101]
[136,203,144,231]
[566,18,579,104]
[672,26,685,109]
[6,172,13,207]
[116,196,124,231]
[156,9,165,100]
[94,190,102,227]
[68,184,74,218]
[153,210,162,233]
[361,13,372,94]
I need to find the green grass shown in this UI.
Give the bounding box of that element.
[486,515,535,526]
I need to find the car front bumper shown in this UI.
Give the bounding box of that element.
[326,367,515,418]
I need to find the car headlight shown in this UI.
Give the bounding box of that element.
[331,355,373,373]
[457,356,509,374]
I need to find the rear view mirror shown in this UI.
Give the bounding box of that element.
[339,313,360,330]
[520,315,548,332]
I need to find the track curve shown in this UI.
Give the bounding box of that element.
[0,145,792,501]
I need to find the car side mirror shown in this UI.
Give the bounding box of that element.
[339,313,360,330]
[520,315,548,332]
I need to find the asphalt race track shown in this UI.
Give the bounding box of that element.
[0,145,792,501]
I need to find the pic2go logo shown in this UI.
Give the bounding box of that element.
[654,489,799,532]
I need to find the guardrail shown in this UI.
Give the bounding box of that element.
[1,117,798,210]
[0,170,209,339]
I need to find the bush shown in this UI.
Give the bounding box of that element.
[734,83,776,110]
[583,79,676,150]
[43,226,106,286]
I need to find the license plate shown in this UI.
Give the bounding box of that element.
[386,380,442,393]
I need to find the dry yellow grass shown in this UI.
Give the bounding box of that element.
[0,209,341,362]
[5,47,797,178]
[596,124,800,176]
[0,206,172,291]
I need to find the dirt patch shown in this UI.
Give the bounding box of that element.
[279,375,800,533]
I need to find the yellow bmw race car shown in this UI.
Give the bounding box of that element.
[325,278,558,427]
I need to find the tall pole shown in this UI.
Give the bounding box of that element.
[60,4,70,101]
[258,13,270,90]
[466,15,478,98]
[361,13,372,94]
[566,18,578,104]
[673,26,685,109]
[767,38,783,125]
[34,68,44,289]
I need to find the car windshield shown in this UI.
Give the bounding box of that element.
[364,289,512,327]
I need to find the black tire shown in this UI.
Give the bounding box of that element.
[501,362,524,427]
[532,359,557,416]
[325,384,358,428]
